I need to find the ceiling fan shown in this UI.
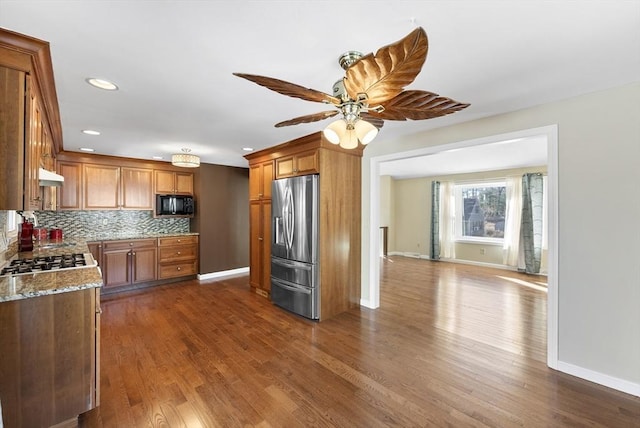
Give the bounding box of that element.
[234,27,470,149]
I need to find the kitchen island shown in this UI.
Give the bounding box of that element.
[0,240,102,428]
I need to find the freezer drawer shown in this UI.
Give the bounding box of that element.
[271,256,316,288]
[271,277,318,320]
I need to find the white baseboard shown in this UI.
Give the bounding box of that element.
[197,267,249,281]
[386,252,518,271]
[360,297,376,309]
[556,360,640,397]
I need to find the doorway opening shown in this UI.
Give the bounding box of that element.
[366,124,558,369]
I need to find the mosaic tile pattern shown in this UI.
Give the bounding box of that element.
[33,210,190,239]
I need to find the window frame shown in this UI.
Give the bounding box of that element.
[454,180,507,245]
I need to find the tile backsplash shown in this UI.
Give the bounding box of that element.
[33,210,190,238]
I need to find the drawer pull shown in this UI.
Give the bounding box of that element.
[177,251,181,255]
[177,267,182,271]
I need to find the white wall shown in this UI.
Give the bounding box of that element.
[361,82,640,393]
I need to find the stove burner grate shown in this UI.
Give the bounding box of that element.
[0,253,91,277]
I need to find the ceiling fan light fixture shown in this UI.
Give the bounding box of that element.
[323,119,346,145]
[171,148,200,168]
[354,119,378,145]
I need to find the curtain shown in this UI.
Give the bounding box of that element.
[521,173,544,274]
[430,181,441,260]
[502,176,523,267]
[440,181,456,259]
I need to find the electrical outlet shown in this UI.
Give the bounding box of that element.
[102,219,108,226]
[480,248,486,255]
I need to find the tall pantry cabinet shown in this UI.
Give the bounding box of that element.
[245,132,363,321]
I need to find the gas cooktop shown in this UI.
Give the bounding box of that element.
[0,253,97,277]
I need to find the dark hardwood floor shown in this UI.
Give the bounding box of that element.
[81,257,640,427]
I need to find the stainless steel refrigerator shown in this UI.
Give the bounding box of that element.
[271,174,319,319]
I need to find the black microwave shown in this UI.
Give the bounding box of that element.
[156,195,195,216]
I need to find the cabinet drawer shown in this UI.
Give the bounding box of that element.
[158,245,197,263]
[159,260,197,279]
[158,235,198,247]
[102,238,156,251]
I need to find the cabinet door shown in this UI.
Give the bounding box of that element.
[102,249,131,287]
[174,172,193,195]
[249,200,262,288]
[249,164,262,200]
[275,156,295,179]
[57,161,82,210]
[84,164,120,209]
[295,150,319,175]
[132,247,157,283]
[261,200,272,291]
[154,170,175,194]
[0,66,26,210]
[25,77,43,210]
[121,167,153,209]
[249,161,274,200]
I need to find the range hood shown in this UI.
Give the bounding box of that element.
[39,167,64,187]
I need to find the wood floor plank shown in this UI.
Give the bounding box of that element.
[80,257,640,427]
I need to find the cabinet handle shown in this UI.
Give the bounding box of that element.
[177,239,181,243]
[177,251,181,255]
[177,267,182,271]
[132,252,136,256]
[258,237,263,241]
[98,245,102,248]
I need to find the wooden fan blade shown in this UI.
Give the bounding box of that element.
[359,113,385,129]
[275,110,340,128]
[233,73,340,105]
[343,27,428,106]
[371,90,470,121]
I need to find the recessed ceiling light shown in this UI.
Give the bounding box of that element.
[242,147,254,152]
[86,77,118,91]
[79,147,95,152]
[152,156,164,160]
[82,129,101,135]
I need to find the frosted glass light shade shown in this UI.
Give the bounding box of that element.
[354,119,378,145]
[339,129,358,149]
[323,119,346,145]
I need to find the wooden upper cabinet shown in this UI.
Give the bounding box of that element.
[155,170,193,195]
[121,167,153,209]
[0,29,63,211]
[275,149,318,179]
[249,160,273,200]
[84,164,120,209]
[83,164,153,210]
[57,161,82,210]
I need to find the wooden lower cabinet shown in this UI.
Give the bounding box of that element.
[0,288,100,427]
[95,235,198,293]
[158,235,199,279]
[102,238,157,288]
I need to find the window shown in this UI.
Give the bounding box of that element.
[6,210,17,233]
[455,182,506,242]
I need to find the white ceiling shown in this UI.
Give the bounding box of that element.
[1,1,638,176]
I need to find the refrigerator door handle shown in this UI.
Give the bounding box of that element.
[272,257,312,270]
[283,186,294,251]
[272,278,312,295]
